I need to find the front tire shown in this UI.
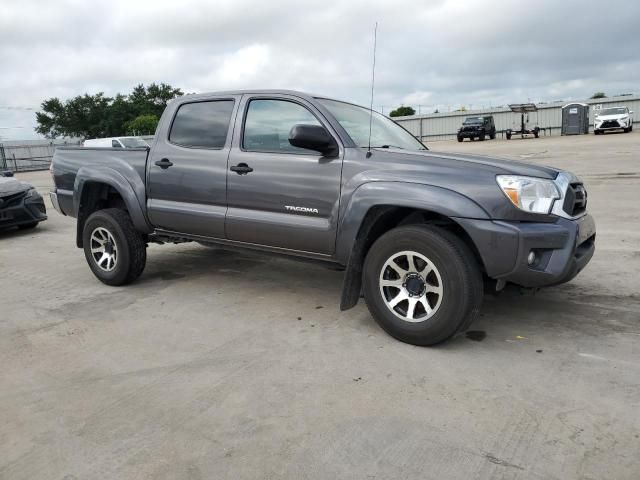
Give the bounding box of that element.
[363,225,483,346]
[82,208,146,286]
[457,136,463,142]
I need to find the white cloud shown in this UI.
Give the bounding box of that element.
[0,0,639,139]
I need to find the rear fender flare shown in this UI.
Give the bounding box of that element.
[74,165,152,235]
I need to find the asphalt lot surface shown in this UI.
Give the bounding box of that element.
[1,132,639,479]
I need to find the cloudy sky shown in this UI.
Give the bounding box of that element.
[1,0,639,139]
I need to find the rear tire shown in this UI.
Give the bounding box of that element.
[479,134,486,141]
[363,225,483,346]
[490,132,496,140]
[82,208,146,286]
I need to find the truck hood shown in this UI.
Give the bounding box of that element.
[371,148,560,179]
[0,177,33,197]
[346,148,565,222]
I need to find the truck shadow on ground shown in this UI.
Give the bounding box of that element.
[0,224,49,239]
[130,243,640,346]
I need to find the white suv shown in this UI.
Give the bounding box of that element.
[594,106,634,134]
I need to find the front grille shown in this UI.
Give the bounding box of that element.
[0,191,27,208]
[562,183,587,217]
[600,120,620,128]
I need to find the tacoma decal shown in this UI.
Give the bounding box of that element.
[285,205,319,214]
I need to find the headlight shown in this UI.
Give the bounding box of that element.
[496,175,560,214]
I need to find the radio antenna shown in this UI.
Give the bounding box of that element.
[366,22,378,158]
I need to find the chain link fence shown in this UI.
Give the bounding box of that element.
[0,140,81,172]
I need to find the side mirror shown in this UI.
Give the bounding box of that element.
[630,110,634,114]
[289,124,338,156]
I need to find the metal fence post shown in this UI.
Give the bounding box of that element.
[0,143,6,170]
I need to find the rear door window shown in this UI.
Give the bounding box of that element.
[169,100,235,149]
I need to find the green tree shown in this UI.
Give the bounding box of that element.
[590,92,606,99]
[35,98,66,138]
[35,83,183,139]
[389,105,416,117]
[125,114,159,135]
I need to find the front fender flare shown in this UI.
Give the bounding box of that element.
[335,181,489,264]
[335,181,490,311]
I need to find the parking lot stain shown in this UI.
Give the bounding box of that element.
[483,453,525,470]
[466,330,486,341]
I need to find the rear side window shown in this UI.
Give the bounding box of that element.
[243,99,321,153]
[169,100,235,149]
[111,139,121,148]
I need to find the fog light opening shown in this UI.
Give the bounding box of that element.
[527,251,537,266]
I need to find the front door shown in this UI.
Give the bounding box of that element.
[225,96,343,255]
[147,96,239,238]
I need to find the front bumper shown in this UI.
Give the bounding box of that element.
[457,214,596,288]
[458,129,484,138]
[0,190,47,229]
[595,120,627,131]
[49,190,62,214]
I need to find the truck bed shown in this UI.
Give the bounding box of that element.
[51,146,149,217]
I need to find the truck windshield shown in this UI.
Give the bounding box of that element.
[464,117,483,124]
[119,137,149,148]
[598,107,627,116]
[317,99,426,150]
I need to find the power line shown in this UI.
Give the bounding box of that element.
[0,106,37,110]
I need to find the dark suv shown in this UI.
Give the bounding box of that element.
[457,116,496,142]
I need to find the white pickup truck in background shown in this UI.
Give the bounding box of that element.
[83,136,149,148]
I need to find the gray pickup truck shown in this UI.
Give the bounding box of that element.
[50,90,596,345]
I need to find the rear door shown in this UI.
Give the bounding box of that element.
[147,96,239,238]
[225,95,343,255]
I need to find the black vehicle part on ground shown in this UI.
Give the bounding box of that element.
[0,176,47,230]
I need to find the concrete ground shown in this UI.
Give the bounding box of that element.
[1,132,639,480]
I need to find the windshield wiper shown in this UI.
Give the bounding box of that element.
[369,145,405,149]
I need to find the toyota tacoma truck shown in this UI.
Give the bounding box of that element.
[49,90,596,346]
